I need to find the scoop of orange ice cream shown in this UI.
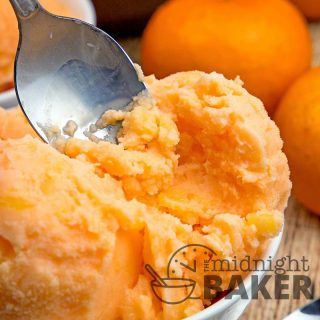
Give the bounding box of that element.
[0,0,75,92]
[0,71,291,320]
[0,137,145,320]
[140,72,291,224]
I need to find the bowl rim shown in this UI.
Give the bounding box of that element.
[67,0,97,26]
[0,88,16,108]
[185,229,283,320]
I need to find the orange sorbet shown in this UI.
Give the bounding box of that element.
[0,71,291,319]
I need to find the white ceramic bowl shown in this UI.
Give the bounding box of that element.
[187,231,283,320]
[0,0,96,109]
[0,92,283,319]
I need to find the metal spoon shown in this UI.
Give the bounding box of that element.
[9,0,146,143]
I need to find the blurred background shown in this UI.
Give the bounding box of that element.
[93,0,165,36]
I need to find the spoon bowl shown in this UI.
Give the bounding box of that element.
[10,0,146,143]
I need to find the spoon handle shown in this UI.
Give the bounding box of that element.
[9,0,41,19]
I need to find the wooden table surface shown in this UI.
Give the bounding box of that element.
[118,23,320,319]
[242,198,320,320]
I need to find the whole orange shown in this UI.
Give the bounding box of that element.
[141,0,312,114]
[275,68,320,215]
[291,0,320,21]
